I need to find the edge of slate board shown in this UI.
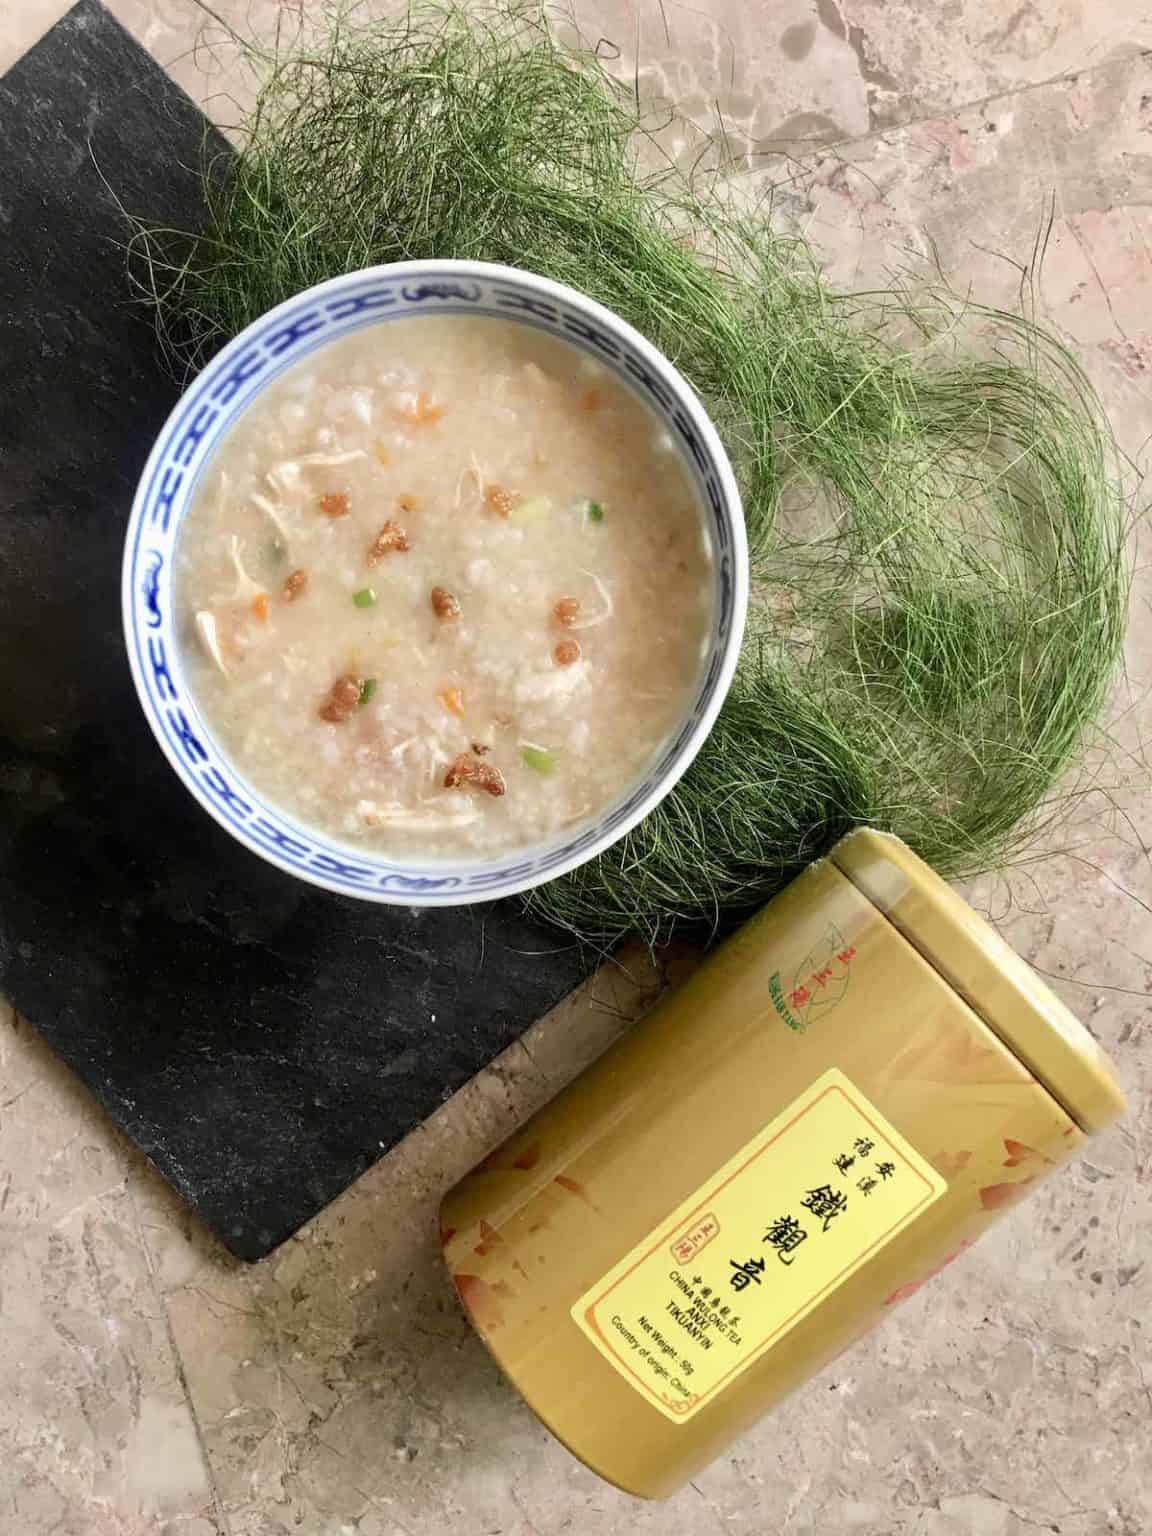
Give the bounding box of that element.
[0,0,591,1261]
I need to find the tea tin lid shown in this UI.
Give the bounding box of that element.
[831,829,1127,1133]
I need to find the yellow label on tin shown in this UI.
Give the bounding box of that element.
[571,1068,946,1422]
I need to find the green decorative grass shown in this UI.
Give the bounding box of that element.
[129,2,1131,945]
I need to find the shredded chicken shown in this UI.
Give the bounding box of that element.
[355,798,479,831]
[228,537,263,602]
[453,455,484,511]
[295,449,370,468]
[249,491,291,544]
[567,569,614,630]
[194,611,228,675]
[348,389,373,425]
[267,449,368,499]
[266,462,302,498]
[514,667,586,703]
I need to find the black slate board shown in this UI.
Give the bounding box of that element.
[0,0,589,1260]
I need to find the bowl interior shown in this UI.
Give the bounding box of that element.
[124,263,745,903]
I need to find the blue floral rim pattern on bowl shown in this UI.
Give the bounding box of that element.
[122,261,748,905]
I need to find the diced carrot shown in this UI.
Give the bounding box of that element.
[580,387,602,412]
[399,392,443,425]
[553,638,581,666]
[439,686,466,717]
[319,492,350,518]
[553,596,580,628]
[251,592,270,624]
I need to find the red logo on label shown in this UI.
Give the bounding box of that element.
[770,925,859,1033]
[670,1212,721,1264]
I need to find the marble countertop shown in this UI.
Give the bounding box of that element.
[2,3,1150,1534]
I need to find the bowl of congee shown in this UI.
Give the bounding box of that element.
[123,262,747,903]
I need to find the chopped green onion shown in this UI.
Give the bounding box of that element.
[510,494,551,526]
[359,678,377,707]
[586,499,605,523]
[521,745,556,774]
[353,587,377,608]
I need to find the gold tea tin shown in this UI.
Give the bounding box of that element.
[440,829,1125,1499]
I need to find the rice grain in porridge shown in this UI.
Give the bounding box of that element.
[177,315,714,855]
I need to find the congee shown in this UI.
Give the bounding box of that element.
[177,315,714,855]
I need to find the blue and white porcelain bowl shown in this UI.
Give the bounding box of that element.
[122,261,747,905]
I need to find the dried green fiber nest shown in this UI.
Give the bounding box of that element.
[130,2,1131,946]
